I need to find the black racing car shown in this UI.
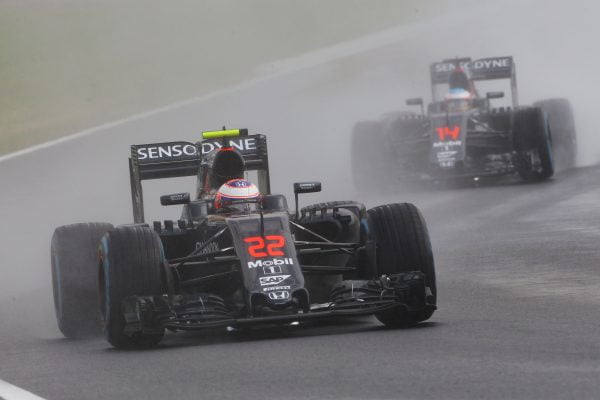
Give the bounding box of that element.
[352,56,577,187]
[51,129,437,348]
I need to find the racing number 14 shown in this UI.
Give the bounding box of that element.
[436,125,461,141]
[244,235,285,258]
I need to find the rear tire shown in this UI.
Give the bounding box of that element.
[51,222,113,338]
[99,225,167,348]
[381,112,428,181]
[514,107,554,182]
[351,120,392,191]
[534,98,577,170]
[367,203,436,326]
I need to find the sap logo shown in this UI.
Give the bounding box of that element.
[137,144,197,160]
[259,275,291,286]
[436,150,459,159]
[436,125,461,141]
[471,58,510,70]
[247,258,294,269]
[262,285,291,292]
[201,138,257,154]
[268,291,290,300]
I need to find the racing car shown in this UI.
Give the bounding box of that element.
[352,56,577,187]
[51,129,437,348]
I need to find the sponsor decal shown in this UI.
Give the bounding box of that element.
[436,150,458,160]
[268,291,290,300]
[262,285,291,292]
[262,265,282,275]
[195,241,219,255]
[201,138,257,155]
[244,235,285,258]
[434,57,511,74]
[436,125,461,141]
[248,258,294,269]
[137,143,197,160]
[433,140,462,148]
[470,57,511,70]
[259,275,291,286]
[136,136,260,161]
[434,61,470,73]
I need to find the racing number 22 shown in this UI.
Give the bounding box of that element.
[244,235,285,258]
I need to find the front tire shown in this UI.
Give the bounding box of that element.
[99,225,167,348]
[51,222,113,338]
[367,203,436,326]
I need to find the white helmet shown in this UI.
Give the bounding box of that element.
[215,179,261,213]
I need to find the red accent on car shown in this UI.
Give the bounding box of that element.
[436,125,461,140]
[244,235,286,258]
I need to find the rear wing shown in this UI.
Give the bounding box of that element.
[129,131,270,223]
[430,56,517,106]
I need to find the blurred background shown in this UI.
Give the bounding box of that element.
[1,0,481,156]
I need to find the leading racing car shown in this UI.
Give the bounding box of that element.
[51,129,437,348]
[352,56,577,188]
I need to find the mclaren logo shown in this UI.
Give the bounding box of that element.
[247,258,294,269]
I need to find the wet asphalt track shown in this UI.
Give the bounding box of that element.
[1,164,599,400]
[2,3,600,397]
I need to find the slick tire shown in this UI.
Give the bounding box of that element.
[99,225,167,349]
[533,98,577,170]
[514,107,554,182]
[351,120,392,191]
[367,203,436,326]
[51,222,114,338]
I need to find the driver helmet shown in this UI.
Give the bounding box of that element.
[446,67,474,100]
[215,179,261,213]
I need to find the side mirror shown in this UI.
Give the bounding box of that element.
[293,182,321,219]
[293,181,321,194]
[486,91,504,99]
[160,192,190,206]
[406,98,423,106]
[406,98,425,115]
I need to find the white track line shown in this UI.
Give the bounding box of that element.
[0,379,46,400]
[0,0,509,165]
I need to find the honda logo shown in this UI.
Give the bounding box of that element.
[262,265,282,275]
[268,291,290,300]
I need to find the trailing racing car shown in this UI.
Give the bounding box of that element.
[51,129,437,348]
[352,56,577,187]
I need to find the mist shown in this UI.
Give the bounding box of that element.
[1,0,599,342]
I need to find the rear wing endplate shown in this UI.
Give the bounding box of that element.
[129,133,270,223]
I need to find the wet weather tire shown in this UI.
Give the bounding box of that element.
[99,225,167,349]
[51,222,114,338]
[351,120,391,191]
[367,203,436,326]
[514,107,554,181]
[534,98,577,170]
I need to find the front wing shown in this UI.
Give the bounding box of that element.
[120,272,435,333]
